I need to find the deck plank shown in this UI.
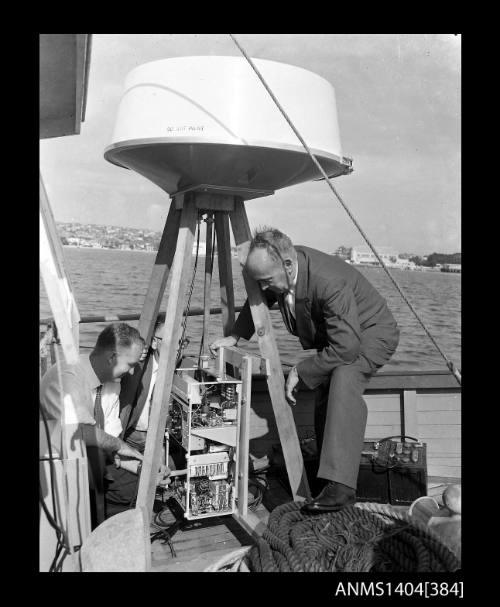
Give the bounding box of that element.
[149,510,254,572]
[152,546,246,572]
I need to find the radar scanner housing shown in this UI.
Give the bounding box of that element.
[104,56,352,199]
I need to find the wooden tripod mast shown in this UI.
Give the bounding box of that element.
[134,190,310,528]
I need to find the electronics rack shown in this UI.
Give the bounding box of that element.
[166,356,243,520]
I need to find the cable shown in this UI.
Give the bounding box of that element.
[198,213,217,363]
[176,213,202,366]
[39,403,60,529]
[39,400,71,572]
[228,33,461,387]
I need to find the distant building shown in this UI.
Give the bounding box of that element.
[350,245,416,270]
[350,245,399,266]
[333,246,352,260]
[396,258,416,270]
[441,263,461,273]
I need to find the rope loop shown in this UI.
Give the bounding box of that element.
[244,501,460,572]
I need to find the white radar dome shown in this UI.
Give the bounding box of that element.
[104,56,352,200]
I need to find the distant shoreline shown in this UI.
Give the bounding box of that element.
[62,246,457,271]
[63,244,155,253]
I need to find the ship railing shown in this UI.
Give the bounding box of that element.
[39,304,283,374]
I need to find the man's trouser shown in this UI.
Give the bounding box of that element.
[314,326,399,490]
[104,430,147,518]
[104,430,174,518]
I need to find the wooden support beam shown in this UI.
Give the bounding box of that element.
[229,199,310,501]
[175,193,235,212]
[136,197,198,518]
[232,510,268,541]
[237,355,252,518]
[214,212,236,337]
[138,198,182,345]
[39,172,80,363]
[221,346,269,376]
[403,390,419,438]
[118,198,182,417]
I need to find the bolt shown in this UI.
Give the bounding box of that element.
[257,328,265,337]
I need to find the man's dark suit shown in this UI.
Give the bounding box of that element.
[232,245,400,489]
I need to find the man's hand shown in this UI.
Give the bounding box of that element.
[116,441,143,461]
[157,465,172,487]
[285,366,300,406]
[209,334,239,356]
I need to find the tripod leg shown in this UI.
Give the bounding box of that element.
[138,198,181,345]
[214,212,235,336]
[136,196,198,518]
[229,199,310,501]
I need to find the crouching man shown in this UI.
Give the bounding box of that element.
[210,228,399,512]
[40,323,146,528]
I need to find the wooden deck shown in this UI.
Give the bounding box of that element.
[150,510,255,572]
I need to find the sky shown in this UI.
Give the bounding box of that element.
[39,34,461,255]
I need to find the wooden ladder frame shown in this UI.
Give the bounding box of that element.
[134,192,310,539]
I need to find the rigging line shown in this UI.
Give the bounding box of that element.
[228,34,461,386]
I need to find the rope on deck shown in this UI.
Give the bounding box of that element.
[244,501,460,572]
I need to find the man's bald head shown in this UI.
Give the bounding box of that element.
[245,227,297,293]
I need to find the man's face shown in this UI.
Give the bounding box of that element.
[246,248,292,294]
[108,343,144,382]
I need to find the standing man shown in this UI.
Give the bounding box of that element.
[40,322,145,527]
[210,228,399,512]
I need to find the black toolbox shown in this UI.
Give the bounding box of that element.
[272,435,427,506]
[356,436,428,506]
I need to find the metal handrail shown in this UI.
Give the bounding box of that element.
[39,304,280,327]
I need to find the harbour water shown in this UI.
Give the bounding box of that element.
[40,247,461,373]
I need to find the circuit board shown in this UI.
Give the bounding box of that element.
[165,360,242,520]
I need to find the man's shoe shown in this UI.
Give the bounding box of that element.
[301,481,356,513]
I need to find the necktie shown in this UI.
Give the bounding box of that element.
[279,294,297,336]
[148,383,155,421]
[94,385,105,430]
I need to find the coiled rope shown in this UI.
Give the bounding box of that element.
[244,501,460,572]
[228,34,461,386]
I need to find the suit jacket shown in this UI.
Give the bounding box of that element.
[233,245,399,390]
[119,351,155,440]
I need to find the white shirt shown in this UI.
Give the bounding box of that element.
[285,264,299,318]
[40,353,122,437]
[135,353,159,431]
